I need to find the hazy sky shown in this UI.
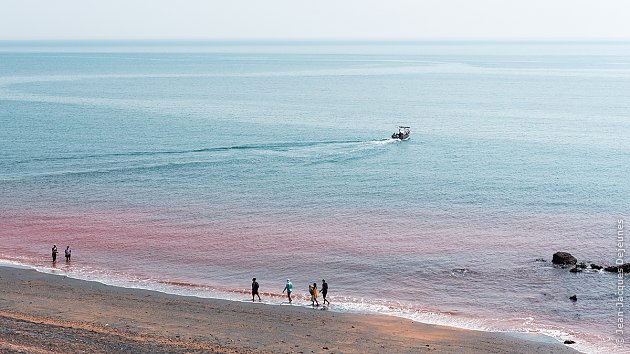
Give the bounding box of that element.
[1,0,629,40]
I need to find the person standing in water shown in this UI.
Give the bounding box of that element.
[252,278,261,302]
[51,245,58,262]
[64,246,71,262]
[321,279,329,306]
[309,282,319,307]
[282,279,293,304]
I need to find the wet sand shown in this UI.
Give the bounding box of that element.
[0,265,579,353]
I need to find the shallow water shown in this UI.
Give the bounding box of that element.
[1,41,629,353]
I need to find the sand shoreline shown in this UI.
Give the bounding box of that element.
[0,265,579,353]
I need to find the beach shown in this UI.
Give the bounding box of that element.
[0,265,578,354]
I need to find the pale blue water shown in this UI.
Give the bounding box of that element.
[1,41,629,353]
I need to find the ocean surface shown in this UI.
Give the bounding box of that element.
[1,41,629,353]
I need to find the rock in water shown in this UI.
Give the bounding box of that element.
[569,295,577,301]
[604,263,630,273]
[569,267,582,273]
[590,264,603,270]
[552,252,577,265]
[564,340,576,344]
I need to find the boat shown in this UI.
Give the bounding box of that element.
[391,126,411,140]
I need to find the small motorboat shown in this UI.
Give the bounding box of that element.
[391,126,411,140]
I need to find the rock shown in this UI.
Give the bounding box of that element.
[604,263,630,273]
[535,258,547,262]
[552,252,577,265]
[569,267,582,273]
[577,262,587,269]
[564,340,575,344]
[569,295,577,301]
[590,264,603,270]
[450,268,473,276]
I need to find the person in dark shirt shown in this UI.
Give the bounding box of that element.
[64,246,71,262]
[252,278,261,302]
[321,279,329,305]
[51,245,58,262]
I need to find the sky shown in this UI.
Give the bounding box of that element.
[1,0,629,41]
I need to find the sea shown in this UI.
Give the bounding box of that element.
[0,41,628,353]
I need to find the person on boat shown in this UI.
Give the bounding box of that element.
[282,279,293,303]
[252,277,261,302]
[51,245,58,262]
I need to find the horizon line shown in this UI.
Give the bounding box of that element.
[1,37,630,43]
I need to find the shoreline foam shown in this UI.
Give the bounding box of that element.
[0,264,581,353]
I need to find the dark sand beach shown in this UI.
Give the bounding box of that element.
[0,266,580,353]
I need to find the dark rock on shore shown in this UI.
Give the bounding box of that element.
[564,340,575,345]
[552,252,577,265]
[590,264,603,270]
[604,263,630,273]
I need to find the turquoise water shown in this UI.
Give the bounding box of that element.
[1,41,629,353]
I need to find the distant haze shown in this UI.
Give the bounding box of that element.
[1,0,629,41]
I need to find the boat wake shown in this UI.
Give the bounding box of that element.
[11,139,389,164]
[2,139,400,181]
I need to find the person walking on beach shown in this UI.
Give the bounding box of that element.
[51,245,58,262]
[321,279,329,306]
[282,279,293,304]
[252,278,261,302]
[309,282,319,307]
[64,246,71,262]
